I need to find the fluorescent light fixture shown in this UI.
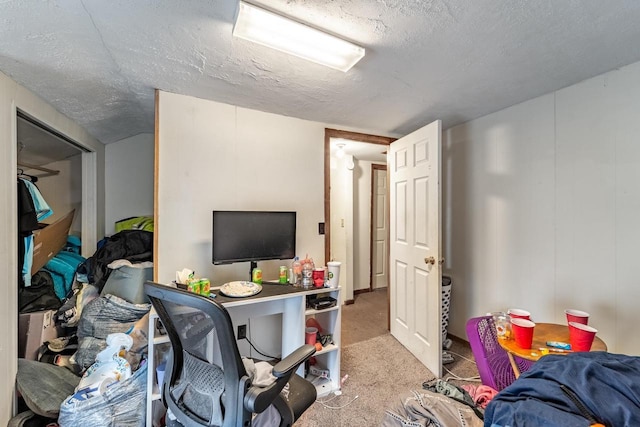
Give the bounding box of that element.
[233,1,365,72]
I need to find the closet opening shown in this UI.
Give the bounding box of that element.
[16,109,92,245]
[16,106,103,366]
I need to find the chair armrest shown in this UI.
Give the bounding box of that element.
[273,344,316,378]
[244,345,316,413]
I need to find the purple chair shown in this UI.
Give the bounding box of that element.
[466,315,534,391]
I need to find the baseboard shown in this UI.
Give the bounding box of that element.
[353,287,387,296]
[345,299,354,305]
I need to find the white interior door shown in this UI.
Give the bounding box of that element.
[389,120,442,377]
[372,166,388,289]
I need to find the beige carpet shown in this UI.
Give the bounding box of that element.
[341,289,389,347]
[296,289,481,426]
[296,333,433,426]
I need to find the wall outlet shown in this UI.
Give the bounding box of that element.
[237,324,247,340]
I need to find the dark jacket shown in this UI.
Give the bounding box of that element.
[77,230,153,291]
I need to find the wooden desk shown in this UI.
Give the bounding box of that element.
[499,322,607,378]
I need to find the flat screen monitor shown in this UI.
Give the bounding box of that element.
[212,210,296,265]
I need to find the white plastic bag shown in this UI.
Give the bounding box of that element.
[58,363,147,427]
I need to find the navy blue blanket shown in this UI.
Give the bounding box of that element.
[485,351,640,427]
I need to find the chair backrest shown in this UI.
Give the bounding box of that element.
[466,315,533,391]
[145,281,251,427]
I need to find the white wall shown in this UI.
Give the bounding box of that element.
[330,156,386,299]
[353,159,385,292]
[105,133,154,236]
[444,60,640,354]
[156,91,327,357]
[156,92,326,285]
[0,70,104,425]
[32,154,83,234]
[330,154,354,303]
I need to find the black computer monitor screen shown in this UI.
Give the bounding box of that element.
[212,210,296,265]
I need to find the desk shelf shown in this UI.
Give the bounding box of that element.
[304,287,341,399]
[314,343,338,356]
[146,284,342,426]
[305,305,339,316]
[146,313,171,426]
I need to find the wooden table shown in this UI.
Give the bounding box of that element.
[498,322,608,378]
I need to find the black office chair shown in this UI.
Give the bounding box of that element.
[144,282,317,427]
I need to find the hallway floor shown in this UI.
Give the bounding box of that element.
[341,288,388,346]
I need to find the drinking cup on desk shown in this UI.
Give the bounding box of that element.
[568,322,597,352]
[511,318,536,349]
[507,308,531,320]
[326,261,341,288]
[305,327,318,345]
[565,309,589,325]
[312,268,325,288]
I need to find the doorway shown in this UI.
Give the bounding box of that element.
[323,129,395,330]
[370,164,388,291]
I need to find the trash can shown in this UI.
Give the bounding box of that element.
[441,275,452,343]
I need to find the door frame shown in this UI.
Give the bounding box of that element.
[369,163,388,292]
[323,128,395,305]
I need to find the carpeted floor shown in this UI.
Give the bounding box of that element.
[296,288,481,426]
[341,289,390,347]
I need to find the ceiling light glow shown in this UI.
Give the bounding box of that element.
[233,1,365,72]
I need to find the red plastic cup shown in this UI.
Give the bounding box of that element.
[305,317,323,334]
[568,322,597,352]
[508,308,531,320]
[511,318,536,349]
[312,268,325,288]
[305,327,318,345]
[565,309,589,325]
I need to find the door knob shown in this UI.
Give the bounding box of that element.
[424,256,445,265]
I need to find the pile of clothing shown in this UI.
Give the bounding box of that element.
[57,229,153,328]
[14,229,155,427]
[382,379,499,427]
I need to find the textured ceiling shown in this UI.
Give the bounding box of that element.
[2,0,640,145]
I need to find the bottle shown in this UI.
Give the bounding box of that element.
[252,268,263,284]
[278,266,288,284]
[302,257,314,288]
[292,257,302,287]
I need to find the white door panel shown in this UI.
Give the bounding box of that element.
[390,120,442,377]
[372,167,388,289]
